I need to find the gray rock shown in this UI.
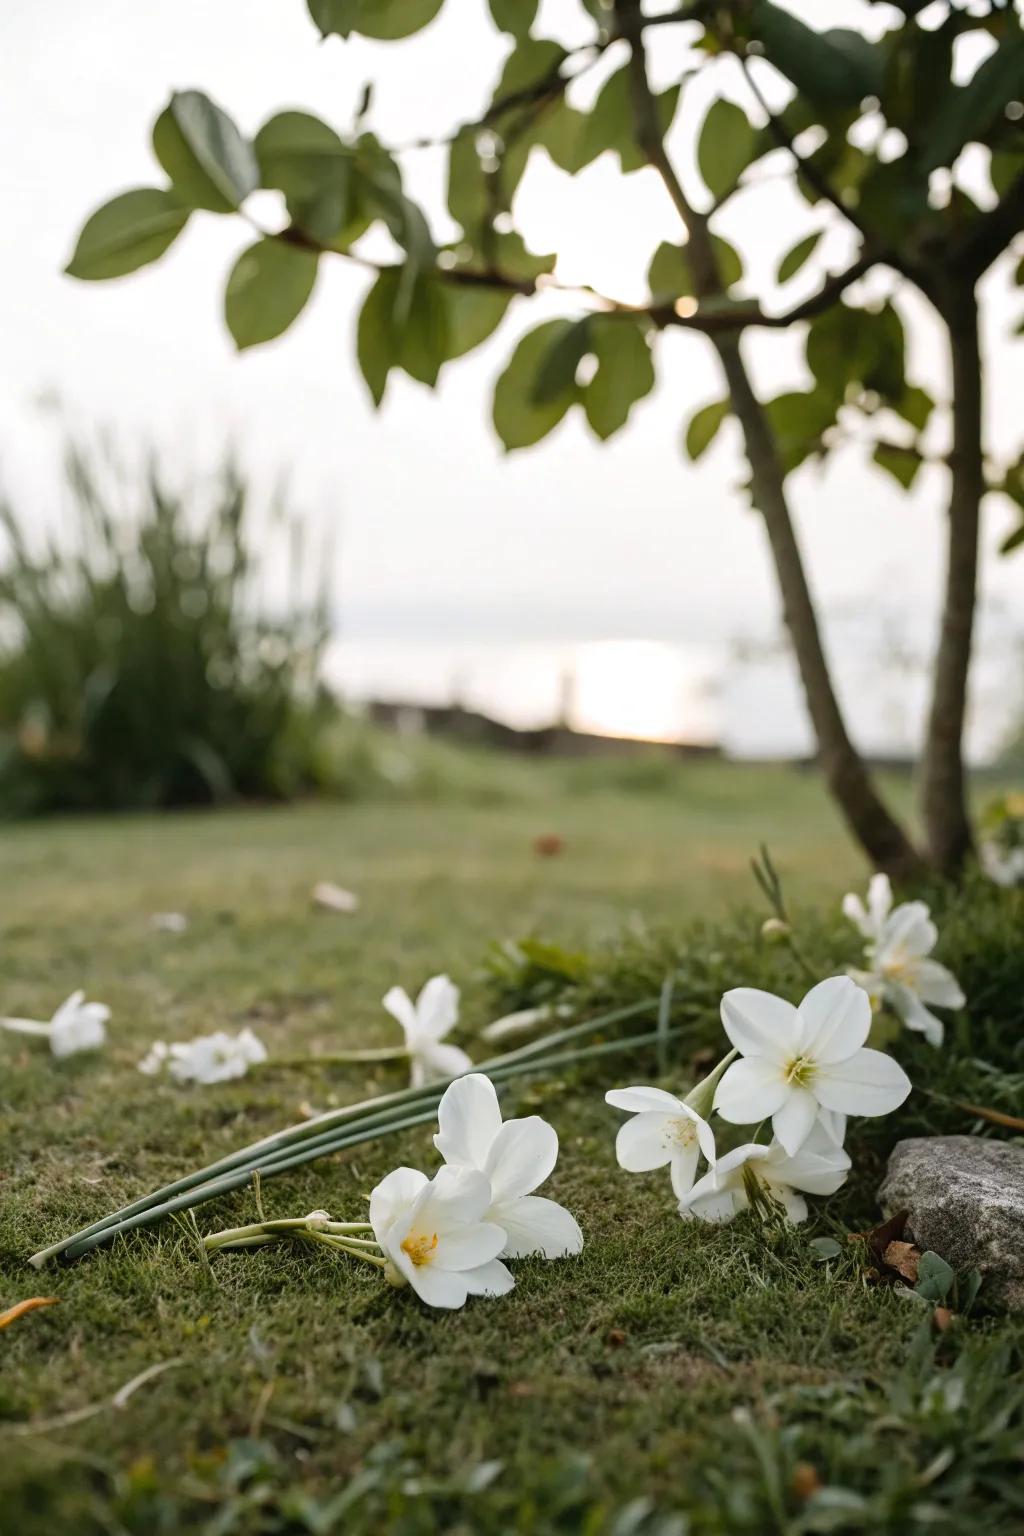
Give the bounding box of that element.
[879,1136,1024,1311]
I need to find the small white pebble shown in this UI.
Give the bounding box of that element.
[312,882,360,914]
[150,912,189,933]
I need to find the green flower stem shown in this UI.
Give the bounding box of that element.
[30,996,663,1267]
[58,1020,693,1264]
[203,1215,371,1250]
[0,1016,52,1038]
[206,1233,279,1251]
[296,1231,388,1268]
[272,1048,410,1066]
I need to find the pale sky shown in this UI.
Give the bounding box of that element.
[2,0,1022,751]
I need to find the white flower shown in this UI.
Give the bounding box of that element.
[680,1123,851,1225]
[369,1163,513,1309]
[150,1027,268,1085]
[713,976,911,1156]
[382,975,472,1088]
[843,874,965,1048]
[981,841,1024,888]
[137,1041,170,1076]
[150,911,189,933]
[841,872,895,943]
[605,1084,716,1200]
[312,882,360,914]
[434,1073,582,1258]
[48,991,110,1057]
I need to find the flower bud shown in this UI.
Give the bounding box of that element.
[305,1210,331,1230]
[384,1260,407,1290]
[760,917,791,944]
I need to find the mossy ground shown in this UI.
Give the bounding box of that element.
[1,764,1021,1534]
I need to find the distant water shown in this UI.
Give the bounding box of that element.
[325,626,1020,766]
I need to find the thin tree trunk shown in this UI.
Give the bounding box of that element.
[714,336,923,878]
[921,282,983,874]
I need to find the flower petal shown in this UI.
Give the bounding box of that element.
[720,989,801,1063]
[433,1220,507,1272]
[605,1085,684,1115]
[484,1116,557,1201]
[773,1189,809,1224]
[669,1142,700,1200]
[382,986,418,1041]
[491,1195,583,1259]
[815,1047,911,1117]
[462,1258,515,1297]
[797,976,872,1063]
[434,1073,503,1169]
[771,1086,819,1156]
[878,902,936,960]
[417,1164,493,1228]
[614,1111,674,1173]
[913,960,965,1010]
[369,1166,428,1241]
[414,974,460,1041]
[407,1264,470,1309]
[867,873,893,930]
[713,1057,788,1125]
[414,1040,474,1087]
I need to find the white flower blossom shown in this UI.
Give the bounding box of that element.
[843,874,965,1047]
[382,975,472,1088]
[369,1163,513,1309]
[434,1073,582,1258]
[680,1123,851,1225]
[981,841,1024,889]
[604,1084,716,1200]
[48,991,110,1057]
[138,1027,267,1084]
[713,976,911,1156]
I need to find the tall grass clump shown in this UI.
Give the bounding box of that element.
[0,440,333,814]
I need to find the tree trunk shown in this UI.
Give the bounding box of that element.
[920,282,982,875]
[715,335,924,879]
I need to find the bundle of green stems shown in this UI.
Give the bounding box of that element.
[31,993,683,1269]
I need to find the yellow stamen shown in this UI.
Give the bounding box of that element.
[401,1231,439,1267]
[784,1057,815,1088]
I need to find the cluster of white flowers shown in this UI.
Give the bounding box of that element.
[842,874,964,1047]
[608,975,909,1226]
[369,1073,582,1308]
[138,1026,267,1084]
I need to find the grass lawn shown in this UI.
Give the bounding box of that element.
[1,762,1021,1534]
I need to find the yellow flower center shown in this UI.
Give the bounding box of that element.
[784,1056,816,1088]
[401,1230,439,1267]
[882,947,915,985]
[669,1117,697,1149]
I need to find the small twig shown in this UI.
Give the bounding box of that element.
[5,1358,185,1436]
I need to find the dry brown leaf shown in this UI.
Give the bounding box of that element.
[882,1239,922,1283]
[791,1462,822,1501]
[532,834,564,858]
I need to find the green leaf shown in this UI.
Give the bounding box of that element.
[308,0,444,40]
[255,111,355,244]
[808,1237,843,1260]
[807,301,905,402]
[915,1250,956,1303]
[493,320,579,450]
[697,98,756,202]
[776,230,822,284]
[991,149,1022,201]
[357,269,400,406]
[355,267,449,403]
[684,398,729,460]
[224,239,319,349]
[872,440,922,490]
[648,236,742,300]
[488,0,538,37]
[533,318,591,405]
[921,33,1024,172]
[764,388,836,475]
[751,3,882,109]
[581,65,679,174]
[583,318,655,440]
[535,97,589,173]
[494,36,565,99]
[399,276,450,386]
[152,91,258,212]
[892,384,933,434]
[443,285,512,359]
[1000,521,1024,556]
[65,188,190,281]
